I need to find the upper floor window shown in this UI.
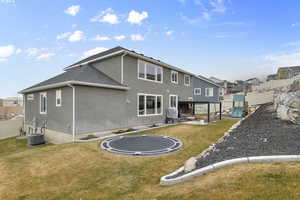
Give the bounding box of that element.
[40,92,47,114]
[138,60,163,83]
[184,75,190,86]
[56,89,62,107]
[171,71,178,84]
[205,88,214,97]
[194,88,201,95]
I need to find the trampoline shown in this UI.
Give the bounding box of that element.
[101,135,182,156]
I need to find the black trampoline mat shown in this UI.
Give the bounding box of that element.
[101,135,182,156]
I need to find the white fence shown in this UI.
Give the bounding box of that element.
[0,118,22,139]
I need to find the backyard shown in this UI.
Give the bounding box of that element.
[1,119,300,200]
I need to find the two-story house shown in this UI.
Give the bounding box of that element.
[20,46,220,142]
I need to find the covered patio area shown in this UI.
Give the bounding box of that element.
[178,101,222,123]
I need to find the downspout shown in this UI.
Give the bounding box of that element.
[23,94,26,130]
[68,84,76,142]
[121,52,127,84]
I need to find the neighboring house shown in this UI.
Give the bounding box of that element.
[245,78,261,86]
[277,66,300,80]
[0,99,3,107]
[267,74,277,82]
[20,46,220,141]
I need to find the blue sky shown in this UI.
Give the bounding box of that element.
[1,0,300,98]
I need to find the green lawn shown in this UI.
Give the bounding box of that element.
[2,119,300,200]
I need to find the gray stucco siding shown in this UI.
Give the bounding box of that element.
[24,86,73,133]
[192,77,220,102]
[75,85,128,134]
[92,55,122,84]
[122,55,193,126]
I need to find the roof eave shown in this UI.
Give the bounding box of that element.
[19,81,130,94]
[63,48,220,87]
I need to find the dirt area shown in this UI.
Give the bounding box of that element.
[0,118,22,139]
[196,103,300,169]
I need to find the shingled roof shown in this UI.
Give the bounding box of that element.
[20,64,128,93]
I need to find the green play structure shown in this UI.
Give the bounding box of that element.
[231,94,248,118]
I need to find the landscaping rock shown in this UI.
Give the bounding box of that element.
[275,91,300,124]
[184,157,197,173]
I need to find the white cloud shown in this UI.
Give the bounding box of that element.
[65,5,80,16]
[68,30,84,42]
[165,30,174,36]
[131,34,144,41]
[0,45,15,58]
[183,0,228,24]
[210,0,226,13]
[91,8,120,24]
[91,35,110,41]
[286,41,300,46]
[16,48,22,54]
[36,53,55,61]
[114,35,126,41]
[83,47,108,58]
[56,32,71,40]
[25,48,40,56]
[202,12,211,20]
[264,51,300,67]
[127,10,148,25]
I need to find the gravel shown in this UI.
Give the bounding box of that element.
[168,103,300,179]
[196,103,300,168]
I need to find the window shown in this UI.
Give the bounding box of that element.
[27,94,34,101]
[171,71,178,84]
[138,60,146,79]
[184,75,190,86]
[194,88,201,95]
[138,60,163,83]
[56,90,62,107]
[138,94,163,116]
[40,92,47,114]
[188,97,193,101]
[169,94,178,109]
[205,88,214,97]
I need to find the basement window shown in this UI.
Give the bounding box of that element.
[40,92,47,114]
[27,94,34,101]
[56,89,62,107]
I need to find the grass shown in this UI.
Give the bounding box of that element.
[2,118,300,199]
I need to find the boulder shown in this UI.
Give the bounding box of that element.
[184,157,197,173]
[275,90,300,124]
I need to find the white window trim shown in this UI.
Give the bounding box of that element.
[56,89,62,107]
[137,93,163,117]
[39,92,47,114]
[171,70,178,84]
[188,97,193,101]
[169,94,178,109]
[205,88,214,97]
[194,88,201,95]
[184,74,190,86]
[137,59,163,84]
[27,94,34,101]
